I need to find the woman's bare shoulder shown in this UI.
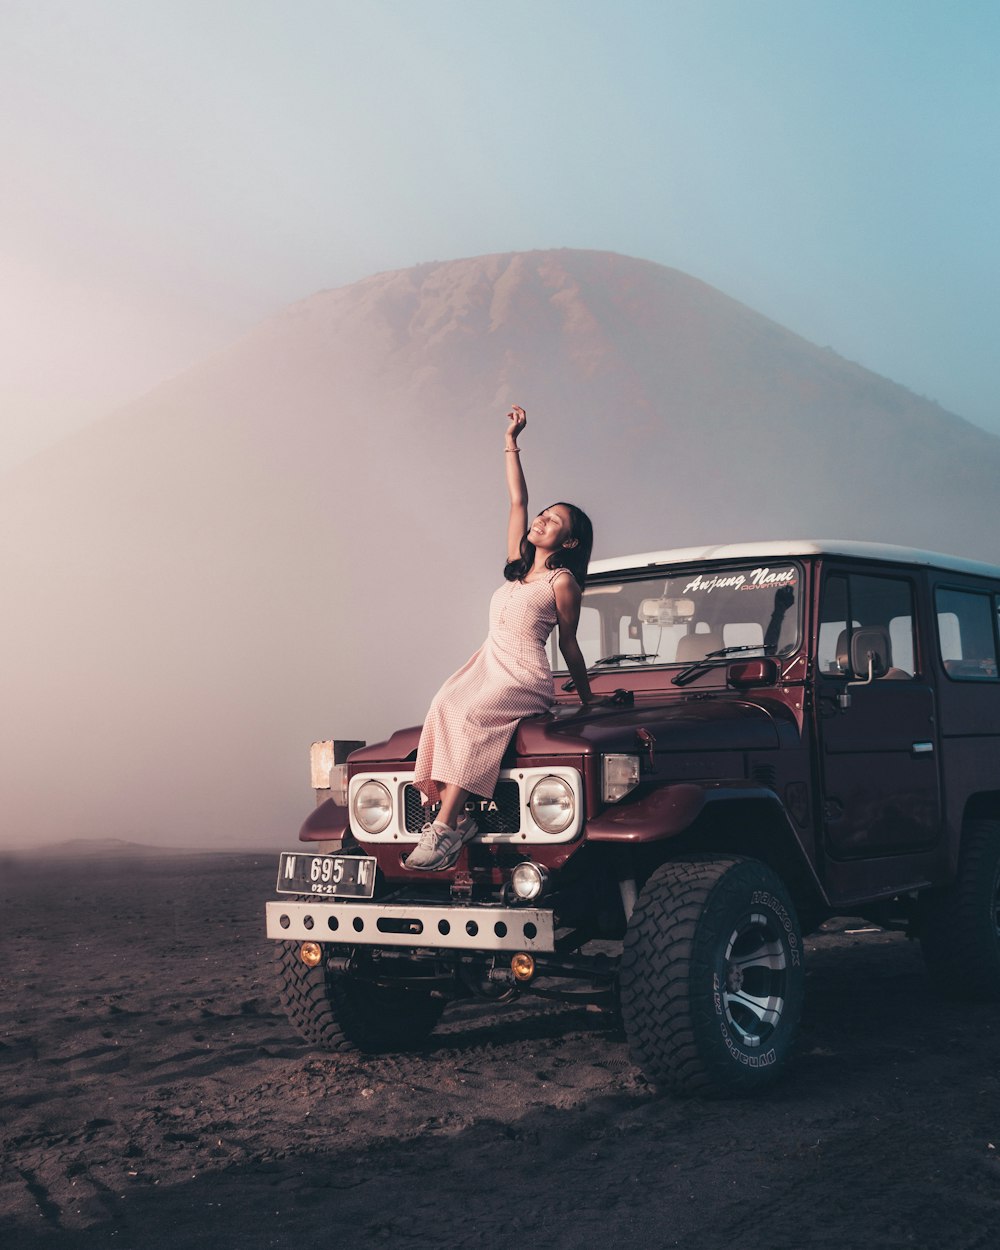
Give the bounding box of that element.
[551,568,581,599]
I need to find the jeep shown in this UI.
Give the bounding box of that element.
[266,540,1000,1094]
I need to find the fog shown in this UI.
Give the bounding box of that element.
[2,249,999,851]
[0,252,252,474]
[3,1,999,484]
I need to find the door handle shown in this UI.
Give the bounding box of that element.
[911,741,934,756]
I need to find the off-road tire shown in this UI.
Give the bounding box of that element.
[620,856,804,1095]
[274,941,444,1052]
[920,818,1000,1000]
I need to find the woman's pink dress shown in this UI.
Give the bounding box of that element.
[414,569,568,804]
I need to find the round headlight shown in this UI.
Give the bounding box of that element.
[353,780,392,834]
[510,861,549,901]
[528,775,574,834]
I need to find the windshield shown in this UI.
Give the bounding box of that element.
[549,562,802,672]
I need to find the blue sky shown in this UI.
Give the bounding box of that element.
[2,0,998,469]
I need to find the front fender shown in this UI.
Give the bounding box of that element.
[587,779,791,843]
[587,783,709,842]
[587,779,828,908]
[299,797,350,843]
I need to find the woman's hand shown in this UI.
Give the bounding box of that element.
[506,405,527,446]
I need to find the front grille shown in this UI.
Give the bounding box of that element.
[403,780,521,835]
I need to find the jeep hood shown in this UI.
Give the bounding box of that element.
[350,696,782,766]
[514,697,782,755]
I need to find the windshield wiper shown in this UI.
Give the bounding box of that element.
[592,652,659,667]
[562,652,657,692]
[672,644,775,687]
[705,644,775,659]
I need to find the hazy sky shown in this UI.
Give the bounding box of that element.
[3,0,998,473]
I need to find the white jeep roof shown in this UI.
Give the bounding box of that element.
[589,540,1000,582]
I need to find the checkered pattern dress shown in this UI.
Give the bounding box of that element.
[414,569,568,804]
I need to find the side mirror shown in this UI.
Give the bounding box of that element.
[838,627,892,709]
[727,658,780,689]
[849,627,891,680]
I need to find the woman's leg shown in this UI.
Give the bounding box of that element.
[436,783,470,829]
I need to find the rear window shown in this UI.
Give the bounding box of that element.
[936,587,999,681]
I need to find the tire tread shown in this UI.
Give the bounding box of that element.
[274,941,445,1053]
[621,855,803,1095]
[921,818,1000,1001]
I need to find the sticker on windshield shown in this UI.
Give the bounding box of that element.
[682,567,797,595]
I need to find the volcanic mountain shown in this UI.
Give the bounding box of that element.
[2,249,995,846]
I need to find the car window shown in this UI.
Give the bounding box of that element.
[818,575,849,674]
[549,563,802,673]
[936,588,999,681]
[819,572,916,678]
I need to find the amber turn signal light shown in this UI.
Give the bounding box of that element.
[300,942,322,967]
[511,953,536,982]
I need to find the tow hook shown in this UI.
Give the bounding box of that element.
[450,870,474,900]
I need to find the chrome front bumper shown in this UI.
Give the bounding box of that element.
[265,899,556,953]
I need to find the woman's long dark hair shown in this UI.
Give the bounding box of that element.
[504,502,594,589]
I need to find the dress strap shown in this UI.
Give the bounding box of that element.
[547,567,572,585]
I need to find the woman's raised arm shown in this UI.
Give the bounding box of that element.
[505,406,529,562]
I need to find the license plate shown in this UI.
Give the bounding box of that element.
[276,852,377,898]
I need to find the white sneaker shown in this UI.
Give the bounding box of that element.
[405,821,442,869]
[405,816,479,871]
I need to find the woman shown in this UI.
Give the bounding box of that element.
[407,405,595,871]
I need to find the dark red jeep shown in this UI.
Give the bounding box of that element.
[266,541,1000,1094]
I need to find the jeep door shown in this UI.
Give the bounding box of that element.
[814,567,941,857]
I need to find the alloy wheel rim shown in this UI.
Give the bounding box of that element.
[721,911,788,1047]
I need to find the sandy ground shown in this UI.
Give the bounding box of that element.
[2,846,999,1250]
